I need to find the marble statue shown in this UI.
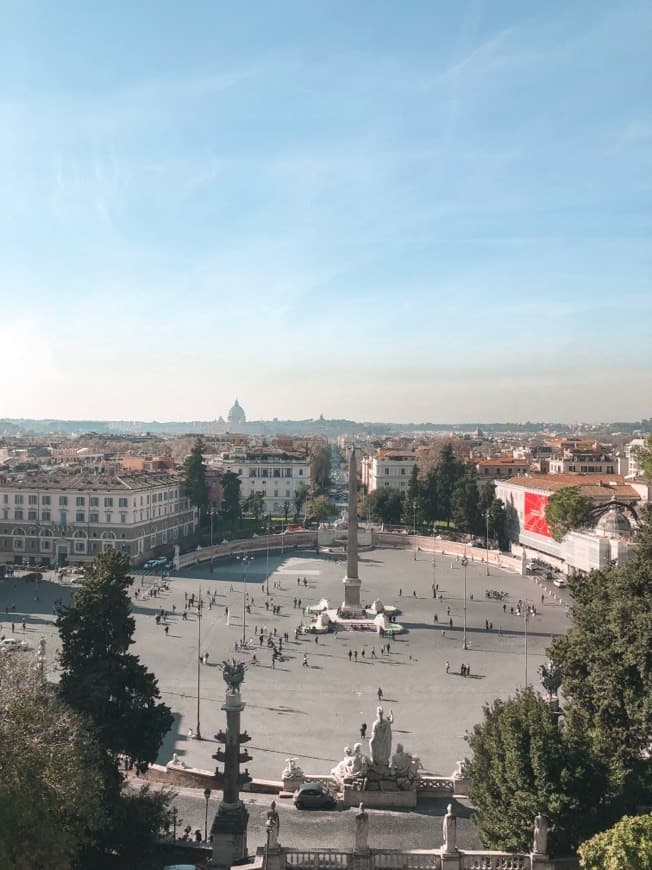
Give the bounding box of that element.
[369,707,393,767]
[282,758,303,779]
[533,813,548,855]
[355,802,369,851]
[409,755,424,780]
[349,743,369,777]
[391,743,412,777]
[331,746,354,780]
[442,803,457,853]
[266,800,280,848]
[218,657,246,692]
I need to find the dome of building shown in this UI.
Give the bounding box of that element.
[227,399,246,425]
[596,500,632,538]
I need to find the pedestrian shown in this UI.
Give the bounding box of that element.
[361,649,365,658]
[413,590,416,597]
[449,618,453,629]
[354,650,358,661]
[315,635,319,644]
[377,687,383,701]
[360,722,367,739]
[272,656,275,669]
[447,606,451,616]
[399,588,402,597]
[348,649,352,662]
[485,619,489,630]
[11,622,15,633]
[22,620,26,631]
[445,660,450,673]
[467,664,471,676]
[434,613,438,623]
[164,625,169,636]
[461,664,466,677]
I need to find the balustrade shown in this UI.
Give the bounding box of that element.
[285,849,351,868]
[373,850,441,869]
[461,854,530,870]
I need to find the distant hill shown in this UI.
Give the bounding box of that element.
[0,417,649,438]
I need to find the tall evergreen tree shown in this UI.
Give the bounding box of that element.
[219,470,242,528]
[436,442,465,525]
[56,551,173,769]
[451,472,483,534]
[183,437,209,524]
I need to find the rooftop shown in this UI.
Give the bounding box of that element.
[0,472,180,491]
[500,473,641,502]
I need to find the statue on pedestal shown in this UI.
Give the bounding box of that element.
[369,707,393,768]
[354,802,369,852]
[442,803,457,853]
[533,813,548,855]
[266,800,280,848]
[331,746,354,781]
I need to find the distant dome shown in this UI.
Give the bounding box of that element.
[596,501,632,538]
[227,399,246,425]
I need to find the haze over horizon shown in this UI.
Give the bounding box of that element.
[2,2,651,423]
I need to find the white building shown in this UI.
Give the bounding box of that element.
[361,449,416,496]
[0,473,197,566]
[218,449,312,515]
[623,438,647,479]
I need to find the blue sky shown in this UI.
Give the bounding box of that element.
[1,1,650,423]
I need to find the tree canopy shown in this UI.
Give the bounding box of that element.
[465,687,607,855]
[306,495,337,522]
[363,488,403,525]
[544,486,593,542]
[577,813,652,870]
[0,654,106,869]
[219,470,242,528]
[183,437,209,522]
[311,445,331,494]
[56,551,173,768]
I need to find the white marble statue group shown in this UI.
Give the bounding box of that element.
[331,707,422,789]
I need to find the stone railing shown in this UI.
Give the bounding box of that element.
[460,855,530,870]
[372,534,521,575]
[176,531,318,570]
[285,849,351,868]
[373,849,442,869]
[417,776,455,796]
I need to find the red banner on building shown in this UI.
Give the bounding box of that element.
[524,492,551,538]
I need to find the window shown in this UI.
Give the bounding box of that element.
[75,512,85,523]
[42,510,51,521]
[89,513,99,523]
[118,497,128,508]
[28,510,37,521]
[15,495,23,505]
[2,494,7,504]
[120,513,127,524]
[41,495,51,505]
[60,512,67,525]
[285,489,291,498]
[42,540,50,550]
[274,490,279,498]
[90,497,99,507]
[2,509,8,520]
[401,468,406,475]
[74,541,86,553]
[15,510,23,520]
[104,497,113,507]
[105,513,112,523]
[76,496,85,506]
[385,468,390,475]
[298,469,303,476]
[59,496,68,506]
[28,495,37,505]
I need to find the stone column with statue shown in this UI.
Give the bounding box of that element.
[210,659,253,869]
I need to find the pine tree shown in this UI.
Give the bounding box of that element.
[183,437,209,524]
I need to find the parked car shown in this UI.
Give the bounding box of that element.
[0,638,29,652]
[553,578,567,588]
[293,781,337,810]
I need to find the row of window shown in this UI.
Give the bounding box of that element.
[2,490,181,508]
[246,468,304,478]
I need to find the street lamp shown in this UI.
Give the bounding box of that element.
[519,598,534,686]
[412,499,417,536]
[431,527,436,593]
[265,517,271,595]
[485,509,490,576]
[195,588,203,739]
[203,787,212,842]
[209,509,217,572]
[171,806,178,840]
[462,555,469,651]
[236,554,253,646]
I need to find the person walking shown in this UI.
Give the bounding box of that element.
[348,649,352,662]
[303,654,308,667]
[371,648,376,659]
[354,650,358,662]
[377,687,383,701]
[360,722,367,740]
[164,624,169,636]
[445,660,450,674]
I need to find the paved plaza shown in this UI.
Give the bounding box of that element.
[1,546,570,788]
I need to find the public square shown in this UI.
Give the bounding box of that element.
[1,545,570,787]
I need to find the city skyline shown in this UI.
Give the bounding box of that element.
[2,1,651,422]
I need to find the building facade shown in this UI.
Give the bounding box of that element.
[218,450,312,515]
[0,473,197,566]
[361,450,417,496]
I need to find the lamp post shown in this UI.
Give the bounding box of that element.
[171,806,178,840]
[265,518,271,595]
[195,588,203,739]
[485,509,490,576]
[237,554,252,646]
[431,527,436,591]
[203,786,211,842]
[462,555,469,650]
[520,598,534,687]
[209,509,216,572]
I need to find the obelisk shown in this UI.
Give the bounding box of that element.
[342,447,363,616]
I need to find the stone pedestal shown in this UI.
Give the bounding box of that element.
[210,801,249,869]
[342,785,417,809]
[440,852,460,870]
[264,844,284,870]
